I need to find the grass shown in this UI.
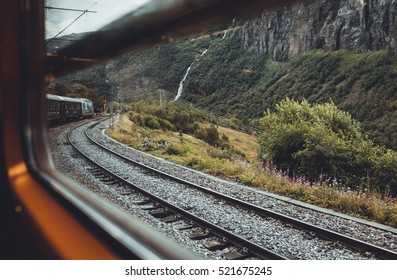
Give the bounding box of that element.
[201,122,259,160]
[107,114,397,228]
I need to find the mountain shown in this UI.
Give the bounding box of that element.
[240,0,397,61]
[46,33,91,53]
[60,0,397,150]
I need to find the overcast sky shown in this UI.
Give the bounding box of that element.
[45,0,151,39]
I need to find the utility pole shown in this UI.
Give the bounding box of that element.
[109,100,114,127]
[159,89,165,108]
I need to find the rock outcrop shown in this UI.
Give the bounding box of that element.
[240,0,397,61]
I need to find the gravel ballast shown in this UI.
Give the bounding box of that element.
[48,119,397,259]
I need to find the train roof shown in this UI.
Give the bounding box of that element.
[79,98,93,103]
[47,94,87,103]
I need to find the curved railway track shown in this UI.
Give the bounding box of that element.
[66,119,397,260]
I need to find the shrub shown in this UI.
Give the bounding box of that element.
[165,144,182,155]
[193,126,207,140]
[144,115,160,129]
[157,118,175,131]
[129,112,145,127]
[259,98,397,193]
[205,124,220,146]
[164,143,190,156]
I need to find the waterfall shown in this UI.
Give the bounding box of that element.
[174,19,234,101]
[174,48,208,101]
[174,62,194,101]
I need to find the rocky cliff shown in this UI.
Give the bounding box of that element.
[58,0,397,150]
[240,0,397,61]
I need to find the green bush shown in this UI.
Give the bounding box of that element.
[165,144,182,155]
[157,118,175,131]
[144,115,161,129]
[205,124,220,146]
[259,98,397,193]
[129,112,145,127]
[193,126,207,140]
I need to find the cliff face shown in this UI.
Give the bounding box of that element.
[240,0,397,61]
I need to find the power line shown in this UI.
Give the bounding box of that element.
[45,6,97,13]
[45,5,97,45]
[158,90,261,134]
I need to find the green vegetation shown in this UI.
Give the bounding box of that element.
[183,30,272,118]
[126,100,203,132]
[257,50,397,151]
[103,37,211,103]
[188,48,397,151]
[44,82,104,112]
[55,22,397,152]
[62,27,397,151]
[126,100,238,153]
[49,20,397,227]
[259,98,397,194]
[107,107,397,228]
[99,29,397,151]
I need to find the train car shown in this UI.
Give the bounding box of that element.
[0,0,292,260]
[47,94,62,122]
[46,94,82,122]
[47,94,94,123]
[79,98,95,118]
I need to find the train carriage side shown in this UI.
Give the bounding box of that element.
[47,94,84,122]
[46,94,62,122]
[63,97,83,120]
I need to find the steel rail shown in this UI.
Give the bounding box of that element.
[59,120,196,260]
[83,122,397,260]
[68,123,287,260]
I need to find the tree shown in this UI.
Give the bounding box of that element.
[44,82,70,96]
[205,124,220,146]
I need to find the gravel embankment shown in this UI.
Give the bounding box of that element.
[48,119,397,259]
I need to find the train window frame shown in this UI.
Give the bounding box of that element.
[0,0,301,259]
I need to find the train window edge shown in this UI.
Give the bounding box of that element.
[9,0,302,260]
[5,0,196,260]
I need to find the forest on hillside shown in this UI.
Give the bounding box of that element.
[54,29,397,151]
[88,27,396,151]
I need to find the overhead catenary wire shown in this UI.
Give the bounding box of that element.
[158,90,261,134]
[45,5,97,45]
[176,98,258,132]
[45,6,97,13]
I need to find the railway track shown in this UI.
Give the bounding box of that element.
[65,119,397,260]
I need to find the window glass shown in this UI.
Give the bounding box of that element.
[45,0,397,259]
[45,0,151,50]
